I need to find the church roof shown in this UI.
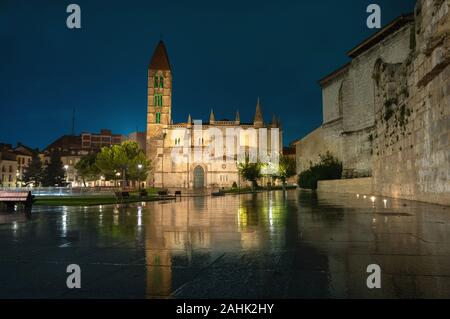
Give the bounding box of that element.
[347,14,414,58]
[149,41,172,70]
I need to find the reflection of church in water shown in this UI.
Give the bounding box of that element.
[146,41,283,189]
[144,194,286,298]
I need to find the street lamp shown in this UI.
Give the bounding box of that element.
[64,165,69,186]
[137,164,143,190]
[115,171,121,188]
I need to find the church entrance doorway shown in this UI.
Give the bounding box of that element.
[193,166,205,188]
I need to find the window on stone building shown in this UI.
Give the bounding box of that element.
[156,112,161,124]
[159,76,164,88]
[156,94,163,107]
[154,94,163,107]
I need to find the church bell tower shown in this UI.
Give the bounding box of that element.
[146,41,172,186]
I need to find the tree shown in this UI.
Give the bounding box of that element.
[238,158,262,190]
[22,150,43,186]
[42,150,66,187]
[298,151,342,190]
[75,153,100,187]
[274,156,297,189]
[96,141,151,188]
[95,146,117,181]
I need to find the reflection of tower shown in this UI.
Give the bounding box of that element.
[144,197,223,298]
[146,41,172,187]
[145,203,172,299]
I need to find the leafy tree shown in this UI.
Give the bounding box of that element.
[238,158,262,190]
[22,150,43,186]
[95,146,118,181]
[298,151,342,190]
[75,153,100,187]
[274,156,297,188]
[42,150,66,187]
[96,141,151,188]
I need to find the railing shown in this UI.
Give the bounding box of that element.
[0,187,116,197]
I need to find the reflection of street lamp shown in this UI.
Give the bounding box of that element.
[137,164,143,190]
[64,165,69,186]
[115,172,121,188]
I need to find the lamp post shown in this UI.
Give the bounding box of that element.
[115,171,121,188]
[64,165,69,186]
[137,164,143,190]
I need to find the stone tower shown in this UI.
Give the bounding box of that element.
[146,41,172,186]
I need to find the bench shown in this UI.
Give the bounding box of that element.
[114,191,130,203]
[0,191,34,213]
[139,189,148,198]
[158,189,169,196]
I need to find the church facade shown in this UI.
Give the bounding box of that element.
[146,41,282,189]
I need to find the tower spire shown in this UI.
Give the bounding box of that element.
[148,40,171,70]
[271,114,278,128]
[235,110,240,125]
[209,109,215,125]
[253,97,264,128]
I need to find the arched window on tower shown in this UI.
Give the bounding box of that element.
[159,76,164,88]
[154,94,163,107]
[156,112,161,124]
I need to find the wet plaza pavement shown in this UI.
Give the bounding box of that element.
[0,190,450,299]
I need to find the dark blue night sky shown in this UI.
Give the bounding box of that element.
[0,0,416,149]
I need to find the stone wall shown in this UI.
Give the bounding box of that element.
[372,0,450,206]
[297,20,413,178]
[295,120,343,174]
[318,178,373,195]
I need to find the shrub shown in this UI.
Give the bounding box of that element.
[297,152,342,190]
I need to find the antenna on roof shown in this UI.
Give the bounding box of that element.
[71,108,76,136]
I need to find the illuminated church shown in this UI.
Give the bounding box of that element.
[146,41,282,188]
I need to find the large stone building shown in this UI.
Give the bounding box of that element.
[0,143,34,187]
[146,41,282,188]
[295,0,449,205]
[14,143,34,186]
[0,144,18,188]
[295,14,415,177]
